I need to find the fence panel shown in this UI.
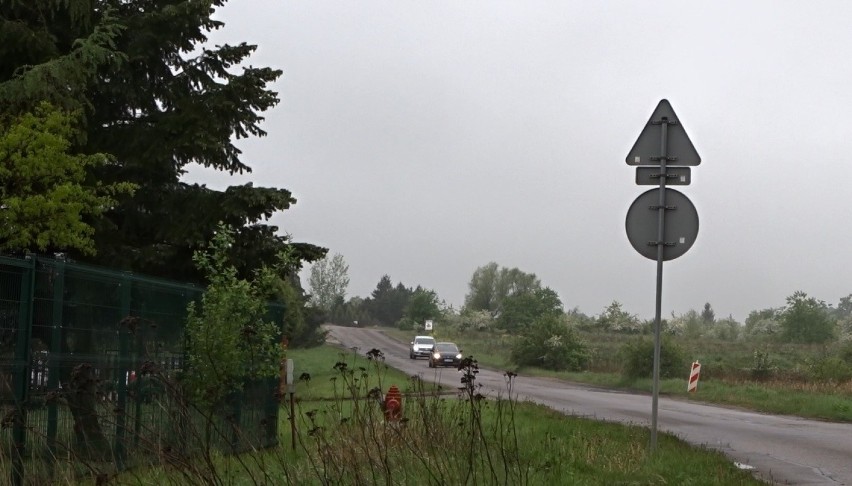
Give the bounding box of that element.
[0,255,282,484]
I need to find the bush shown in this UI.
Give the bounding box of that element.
[750,348,774,381]
[457,310,494,332]
[397,317,416,331]
[277,279,328,347]
[806,356,852,383]
[511,315,589,371]
[184,224,286,407]
[837,340,852,365]
[620,336,687,380]
[779,291,835,344]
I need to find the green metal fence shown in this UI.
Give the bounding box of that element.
[0,255,281,484]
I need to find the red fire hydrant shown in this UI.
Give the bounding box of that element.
[383,385,403,421]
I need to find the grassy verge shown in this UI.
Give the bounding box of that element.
[105,345,764,485]
[383,327,852,422]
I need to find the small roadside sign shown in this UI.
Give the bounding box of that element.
[424,320,433,331]
[285,359,295,393]
[636,166,691,185]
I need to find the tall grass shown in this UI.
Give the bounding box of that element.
[2,345,766,484]
[112,346,761,485]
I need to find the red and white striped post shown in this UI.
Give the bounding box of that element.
[687,361,701,392]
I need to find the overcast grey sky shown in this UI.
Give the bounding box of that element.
[184,1,852,322]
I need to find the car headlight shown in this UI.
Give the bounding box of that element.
[433,352,441,359]
[456,354,462,359]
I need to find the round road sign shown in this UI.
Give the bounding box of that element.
[625,188,698,261]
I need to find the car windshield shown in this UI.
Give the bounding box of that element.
[415,337,435,345]
[434,343,458,353]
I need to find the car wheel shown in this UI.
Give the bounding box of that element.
[409,353,415,359]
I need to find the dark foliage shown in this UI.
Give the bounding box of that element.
[619,336,687,380]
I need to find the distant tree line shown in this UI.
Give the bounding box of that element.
[309,255,852,378]
[308,258,442,331]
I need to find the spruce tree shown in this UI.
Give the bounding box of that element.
[1,0,325,281]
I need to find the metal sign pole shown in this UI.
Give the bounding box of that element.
[650,118,669,451]
[625,99,701,453]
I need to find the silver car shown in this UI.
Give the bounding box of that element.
[409,335,436,359]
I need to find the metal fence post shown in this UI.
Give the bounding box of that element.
[133,317,144,449]
[46,260,65,462]
[11,256,36,486]
[113,274,132,469]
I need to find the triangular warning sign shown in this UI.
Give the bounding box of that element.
[626,99,701,166]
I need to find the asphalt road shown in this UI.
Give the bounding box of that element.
[325,325,852,485]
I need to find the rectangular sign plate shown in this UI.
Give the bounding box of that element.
[635,166,691,186]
